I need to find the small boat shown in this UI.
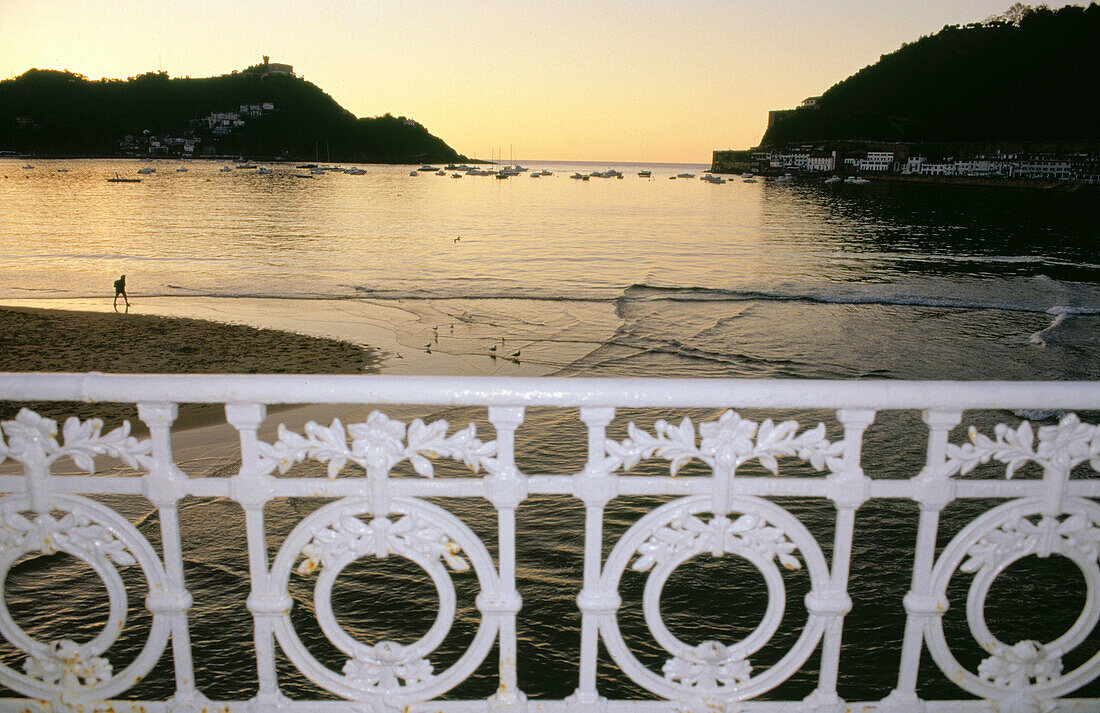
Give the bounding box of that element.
[410,171,419,176]
[137,167,155,175]
[106,172,141,183]
[677,173,695,179]
[57,168,69,173]
[702,175,726,184]
[824,175,842,184]
[845,176,870,185]
[177,166,189,172]
[570,173,586,179]
[452,173,463,178]
[743,177,758,183]
[637,170,652,177]
[294,173,313,178]
[255,167,271,175]
[219,166,233,172]
[345,167,366,175]
[495,173,509,179]
[419,165,438,172]
[536,169,552,176]
[437,170,447,176]
[22,165,34,169]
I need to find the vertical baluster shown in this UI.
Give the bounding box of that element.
[20,411,53,516]
[484,406,527,707]
[568,406,617,708]
[225,403,288,708]
[138,403,205,707]
[804,408,875,711]
[883,409,961,710]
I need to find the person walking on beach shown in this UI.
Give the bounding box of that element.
[113,274,130,310]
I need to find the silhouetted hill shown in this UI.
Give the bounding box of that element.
[0,67,466,163]
[760,3,1100,148]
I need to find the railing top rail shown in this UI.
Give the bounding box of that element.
[1,372,1099,410]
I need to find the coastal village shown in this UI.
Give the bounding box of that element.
[713,96,1100,183]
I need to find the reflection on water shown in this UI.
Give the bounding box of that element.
[1,158,1099,702]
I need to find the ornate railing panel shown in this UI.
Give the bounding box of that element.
[0,374,1097,712]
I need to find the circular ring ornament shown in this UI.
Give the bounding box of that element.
[269,496,501,705]
[927,496,1100,701]
[598,495,833,701]
[0,493,171,703]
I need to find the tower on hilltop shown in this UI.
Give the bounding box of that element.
[258,56,294,76]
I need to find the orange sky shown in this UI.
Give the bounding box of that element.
[1,1,1021,163]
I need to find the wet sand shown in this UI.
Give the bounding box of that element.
[0,305,382,429]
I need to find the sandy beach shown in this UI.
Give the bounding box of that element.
[0,305,382,429]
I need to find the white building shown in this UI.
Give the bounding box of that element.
[954,159,1000,176]
[806,151,836,172]
[1011,159,1072,180]
[918,161,957,176]
[772,150,809,170]
[857,151,894,172]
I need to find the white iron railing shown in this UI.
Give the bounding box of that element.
[0,373,1099,713]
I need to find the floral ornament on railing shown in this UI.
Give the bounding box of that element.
[0,504,136,567]
[605,410,843,476]
[256,411,497,478]
[23,640,112,689]
[0,409,153,474]
[944,413,1100,479]
[633,512,801,573]
[961,513,1100,575]
[297,512,469,575]
[342,641,433,692]
[663,640,752,690]
[977,640,1063,689]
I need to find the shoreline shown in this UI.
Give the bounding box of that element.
[0,294,606,433]
[0,295,610,379]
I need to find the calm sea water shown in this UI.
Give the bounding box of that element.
[1,158,1099,703]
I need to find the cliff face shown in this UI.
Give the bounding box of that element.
[760,3,1100,148]
[0,69,466,162]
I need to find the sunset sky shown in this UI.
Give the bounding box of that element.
[2,1,1021,163]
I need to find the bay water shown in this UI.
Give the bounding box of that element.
[1,158,1099,703]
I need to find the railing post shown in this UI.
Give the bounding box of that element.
[226,402,289,710]
[138,402,206,710]
[484,406,527,709]
[804,408,875,712]
[884,409,961,712]
[568,406,617,710]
